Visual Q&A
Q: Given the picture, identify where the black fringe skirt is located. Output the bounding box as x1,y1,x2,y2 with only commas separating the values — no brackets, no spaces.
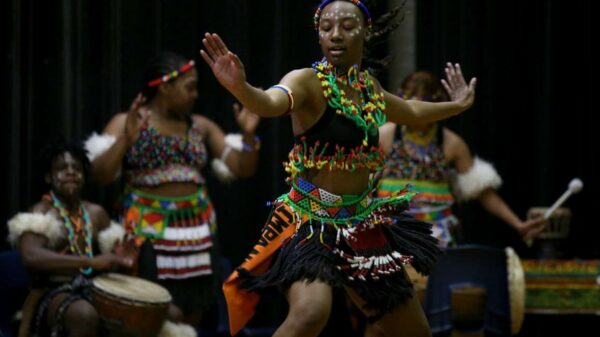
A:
237,178,440,318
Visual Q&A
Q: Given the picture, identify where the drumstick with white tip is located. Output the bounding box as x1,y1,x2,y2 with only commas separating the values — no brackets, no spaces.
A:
544,178,583,220
525,178,582,247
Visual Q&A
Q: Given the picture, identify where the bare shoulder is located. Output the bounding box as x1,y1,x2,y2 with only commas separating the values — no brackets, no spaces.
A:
29,200,54,214
103,112,128,135
443,127,466,148
367,74,385,92
442,127,470,162
82,201,110,231
191,114,218,136
82,200,106,215
442,127,463,143
281,68,320,91
282,68,317,82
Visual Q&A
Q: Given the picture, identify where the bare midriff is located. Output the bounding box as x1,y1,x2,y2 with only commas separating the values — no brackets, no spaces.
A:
137,182,199,197
301,167,371,195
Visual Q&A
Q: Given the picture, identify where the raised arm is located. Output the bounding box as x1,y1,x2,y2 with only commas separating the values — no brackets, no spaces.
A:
200,33,314,118
384,63,477,124
91,95,148,185
195,105,260,178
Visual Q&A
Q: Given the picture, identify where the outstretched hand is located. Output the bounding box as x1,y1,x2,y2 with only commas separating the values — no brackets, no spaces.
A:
233,102,260,135
200,33,246,94
441,63,477,110
90,252,133,271
124,93,149,146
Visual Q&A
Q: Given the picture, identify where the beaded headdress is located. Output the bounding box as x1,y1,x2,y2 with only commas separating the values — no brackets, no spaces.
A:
314,0,373,31
148,60,195,87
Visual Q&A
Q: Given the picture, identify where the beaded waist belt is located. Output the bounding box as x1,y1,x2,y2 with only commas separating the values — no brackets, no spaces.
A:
276,178,414,227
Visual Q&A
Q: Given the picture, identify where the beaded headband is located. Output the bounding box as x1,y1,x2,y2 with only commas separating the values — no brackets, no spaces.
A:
314,0,372,31
147,60,195,87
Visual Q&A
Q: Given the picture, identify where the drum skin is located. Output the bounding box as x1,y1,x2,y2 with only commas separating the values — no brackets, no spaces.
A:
506,247,525,335
91,273,172,337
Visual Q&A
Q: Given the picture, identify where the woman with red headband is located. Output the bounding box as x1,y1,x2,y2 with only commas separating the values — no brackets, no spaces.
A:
86,51,260,329
202,1,476,336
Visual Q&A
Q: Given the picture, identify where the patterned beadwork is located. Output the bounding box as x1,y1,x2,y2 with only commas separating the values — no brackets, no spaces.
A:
313,60,386,146
148,60,195,87
126,164,205,187
277,178,415,227
284,138,385,182
125,124,208,185
283,60,387,181
383,124,450,182
48,191,94,275
378,124,460,247
123,187,216,279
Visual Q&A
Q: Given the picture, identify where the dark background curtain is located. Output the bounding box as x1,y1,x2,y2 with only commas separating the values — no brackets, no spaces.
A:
415,0,597,257
2,0,597,261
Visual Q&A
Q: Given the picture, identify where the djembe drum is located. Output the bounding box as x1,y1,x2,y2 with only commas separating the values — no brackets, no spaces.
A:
410,247,525,336
528,207,571,258
506,247,525,335
91,273,172,337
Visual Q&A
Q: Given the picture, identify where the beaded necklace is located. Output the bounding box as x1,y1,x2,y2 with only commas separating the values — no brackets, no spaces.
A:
50,191,94,275
312,60,386,146
402,124,438,163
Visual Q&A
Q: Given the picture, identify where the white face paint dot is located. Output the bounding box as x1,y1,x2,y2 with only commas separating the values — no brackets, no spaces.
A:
319,3,365,35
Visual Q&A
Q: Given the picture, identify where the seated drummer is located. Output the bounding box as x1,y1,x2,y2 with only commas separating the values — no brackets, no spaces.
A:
7,141,134,337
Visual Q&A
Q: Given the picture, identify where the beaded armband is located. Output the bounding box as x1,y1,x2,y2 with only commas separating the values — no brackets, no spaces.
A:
270,85,295,116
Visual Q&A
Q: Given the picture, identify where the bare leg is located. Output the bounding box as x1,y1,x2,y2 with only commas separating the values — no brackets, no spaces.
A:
167,303,184,322
63,300,100,337
47,294,100,337
362,265,429,337
347,286,431,337
272,279,333,337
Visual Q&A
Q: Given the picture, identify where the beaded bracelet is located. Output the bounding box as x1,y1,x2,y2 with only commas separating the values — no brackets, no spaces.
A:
242,135,261,152
270,84,295,115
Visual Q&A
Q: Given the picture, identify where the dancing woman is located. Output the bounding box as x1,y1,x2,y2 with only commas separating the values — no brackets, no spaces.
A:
201,1,475,336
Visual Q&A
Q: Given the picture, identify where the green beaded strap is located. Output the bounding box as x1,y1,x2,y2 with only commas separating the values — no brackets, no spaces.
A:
277,183,415,227
312,60,387,146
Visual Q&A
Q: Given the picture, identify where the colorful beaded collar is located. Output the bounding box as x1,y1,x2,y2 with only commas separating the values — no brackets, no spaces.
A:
312,60,386,146
48,191,94,275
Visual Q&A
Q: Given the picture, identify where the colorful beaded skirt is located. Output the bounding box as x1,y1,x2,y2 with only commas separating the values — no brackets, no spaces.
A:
123,186,216,280
378,178,460,248
223,178,440,334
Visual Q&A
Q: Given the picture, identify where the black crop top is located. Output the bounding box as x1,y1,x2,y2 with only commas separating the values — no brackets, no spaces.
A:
294,105,379,156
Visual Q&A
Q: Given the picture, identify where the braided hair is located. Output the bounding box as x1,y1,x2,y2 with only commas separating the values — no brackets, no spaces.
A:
361,0,406,73
141,51,190,100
